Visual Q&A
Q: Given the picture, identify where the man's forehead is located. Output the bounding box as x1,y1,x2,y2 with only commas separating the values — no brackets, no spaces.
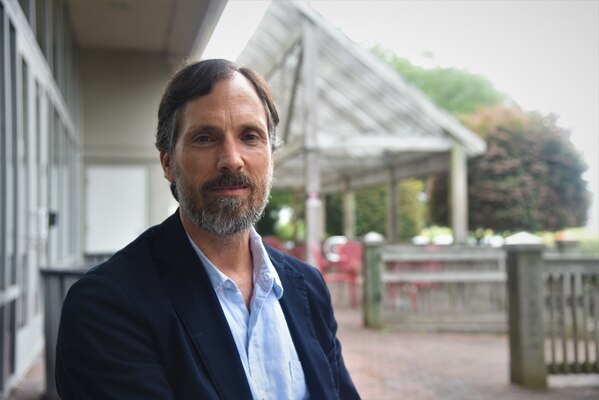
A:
181,74,268,120
203,72,257,99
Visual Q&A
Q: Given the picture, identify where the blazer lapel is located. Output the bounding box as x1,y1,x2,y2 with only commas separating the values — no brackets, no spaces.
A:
153,212,252,400
268,247,338,399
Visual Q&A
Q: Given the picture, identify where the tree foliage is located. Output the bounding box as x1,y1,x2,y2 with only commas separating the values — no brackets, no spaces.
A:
255,190,293,236
325,193,343,236
429,105,589,232
355,186,388,236
374,46,588,233
398,179,426,239
373,47,505,115
324,180,425,240
326,187,390,238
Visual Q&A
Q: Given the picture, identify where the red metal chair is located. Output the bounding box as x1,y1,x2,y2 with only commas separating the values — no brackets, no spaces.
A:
287,243,333,276
324,241,363,307
386,249,444,311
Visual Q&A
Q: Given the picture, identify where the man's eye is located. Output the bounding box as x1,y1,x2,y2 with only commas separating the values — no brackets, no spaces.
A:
195,135,213,143
243,132,261,142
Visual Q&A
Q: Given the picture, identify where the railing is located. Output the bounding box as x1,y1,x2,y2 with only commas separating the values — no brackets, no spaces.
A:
544,254,599,375
363,244,506,331
41,254,109,400
363,243,599,389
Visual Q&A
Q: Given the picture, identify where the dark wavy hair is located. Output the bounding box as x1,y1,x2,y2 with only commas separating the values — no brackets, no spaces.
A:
155,59,280,156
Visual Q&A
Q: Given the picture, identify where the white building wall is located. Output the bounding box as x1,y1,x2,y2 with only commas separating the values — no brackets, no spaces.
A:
80,49,177,249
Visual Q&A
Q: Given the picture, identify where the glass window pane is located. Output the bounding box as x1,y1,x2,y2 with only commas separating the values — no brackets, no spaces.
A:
18,59,29,327
0,4,6,290
10,23,18,287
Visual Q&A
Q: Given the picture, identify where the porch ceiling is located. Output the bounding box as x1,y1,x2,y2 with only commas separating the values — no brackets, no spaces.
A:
237,1,486,192
67,0,226,59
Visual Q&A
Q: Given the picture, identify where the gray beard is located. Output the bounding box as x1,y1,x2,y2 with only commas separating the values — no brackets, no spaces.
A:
176,168,273,237
180,194,263,236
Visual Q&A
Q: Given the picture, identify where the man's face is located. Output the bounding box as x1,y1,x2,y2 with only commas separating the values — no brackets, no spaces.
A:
160,73,273,236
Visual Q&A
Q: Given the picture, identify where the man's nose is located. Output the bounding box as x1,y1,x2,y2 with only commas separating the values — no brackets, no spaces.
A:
216,138,244,172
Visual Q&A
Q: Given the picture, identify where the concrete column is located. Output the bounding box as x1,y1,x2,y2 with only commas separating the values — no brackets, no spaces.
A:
302,20,322,264
291,190,301,243
304,152,322,263
320,194,327,238
386,169,398,243
363,242,384,329
450,143,468,243
342,181,356,240
505,244,547,388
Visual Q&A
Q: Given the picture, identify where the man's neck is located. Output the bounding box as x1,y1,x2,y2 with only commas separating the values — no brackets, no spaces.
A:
179,210,253,276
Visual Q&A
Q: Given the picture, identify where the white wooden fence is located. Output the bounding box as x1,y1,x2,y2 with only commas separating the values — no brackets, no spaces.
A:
363,244,506,332
362,243,599,389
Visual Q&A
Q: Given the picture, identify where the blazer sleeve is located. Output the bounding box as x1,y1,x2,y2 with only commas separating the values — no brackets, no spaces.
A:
320,276,361,400
55,273,175,400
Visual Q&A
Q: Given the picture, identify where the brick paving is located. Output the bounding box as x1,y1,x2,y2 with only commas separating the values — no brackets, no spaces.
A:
335,304,599,400
8,303,599,400
8,356,44,400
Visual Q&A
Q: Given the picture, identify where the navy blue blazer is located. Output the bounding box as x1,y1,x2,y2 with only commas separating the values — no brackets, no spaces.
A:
55,211,360,399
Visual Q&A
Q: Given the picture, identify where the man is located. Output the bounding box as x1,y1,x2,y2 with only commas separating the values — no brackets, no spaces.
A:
56,59,360,400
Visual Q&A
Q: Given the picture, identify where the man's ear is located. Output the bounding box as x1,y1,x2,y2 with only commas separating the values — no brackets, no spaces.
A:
160,151,174,182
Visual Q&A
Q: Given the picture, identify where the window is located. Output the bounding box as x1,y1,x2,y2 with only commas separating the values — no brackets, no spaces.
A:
0,4,6,292
10,22,18,288
17,58,29,328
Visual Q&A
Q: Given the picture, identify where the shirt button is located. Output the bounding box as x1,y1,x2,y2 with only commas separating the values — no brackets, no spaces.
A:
260,273,271,289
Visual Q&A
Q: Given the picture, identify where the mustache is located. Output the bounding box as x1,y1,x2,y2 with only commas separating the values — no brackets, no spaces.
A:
202,172,255,191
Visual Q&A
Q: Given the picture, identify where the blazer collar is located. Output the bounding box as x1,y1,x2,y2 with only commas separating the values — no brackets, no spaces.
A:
152,211,253,400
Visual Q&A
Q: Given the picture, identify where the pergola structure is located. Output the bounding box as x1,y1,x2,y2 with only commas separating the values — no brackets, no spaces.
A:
237,2,486,262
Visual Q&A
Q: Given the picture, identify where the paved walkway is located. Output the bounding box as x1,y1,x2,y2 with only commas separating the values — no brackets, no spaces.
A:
9,304,599,399
335,305,599,400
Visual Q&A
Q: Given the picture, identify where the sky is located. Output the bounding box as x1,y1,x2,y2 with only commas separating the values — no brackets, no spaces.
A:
203,0,599,235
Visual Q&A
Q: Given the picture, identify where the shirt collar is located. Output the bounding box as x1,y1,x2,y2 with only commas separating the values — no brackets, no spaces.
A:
185,228,284,299
186,233,229,292
248,228,284,299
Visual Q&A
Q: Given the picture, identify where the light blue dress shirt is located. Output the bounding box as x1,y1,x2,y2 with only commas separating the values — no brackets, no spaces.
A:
187,228,309,400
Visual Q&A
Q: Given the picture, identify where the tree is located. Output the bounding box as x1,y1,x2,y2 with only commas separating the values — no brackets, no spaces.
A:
373,47,506,115
429,105,589,232
356,186,388,236
325,186,389,238
325,180,425,240
369,47,507,238
374,47,588,234
398,179,426,239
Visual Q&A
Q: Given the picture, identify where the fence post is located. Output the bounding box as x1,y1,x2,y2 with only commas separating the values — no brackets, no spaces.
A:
363,242,384,328
505,243,547,388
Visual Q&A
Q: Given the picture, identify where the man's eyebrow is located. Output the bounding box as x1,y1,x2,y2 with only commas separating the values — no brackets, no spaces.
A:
240,122,267,134
182,122,267,136
184,124,221,135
